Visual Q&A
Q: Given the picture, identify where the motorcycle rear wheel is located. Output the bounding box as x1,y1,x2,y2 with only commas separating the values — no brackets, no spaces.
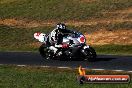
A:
39,44,53,60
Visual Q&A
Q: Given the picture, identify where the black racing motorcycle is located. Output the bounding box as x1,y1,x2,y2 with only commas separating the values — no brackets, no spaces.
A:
34,30,96,61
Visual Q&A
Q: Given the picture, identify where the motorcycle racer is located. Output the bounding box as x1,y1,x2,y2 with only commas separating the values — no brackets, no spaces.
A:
48,23,70,56
34,23,97,61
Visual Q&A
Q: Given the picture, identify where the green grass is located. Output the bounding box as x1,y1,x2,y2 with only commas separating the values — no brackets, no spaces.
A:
0,65,132,88
74,21,132,33
0,25,132,55
93,45,132,55
0,0,132,20
0,25,52,51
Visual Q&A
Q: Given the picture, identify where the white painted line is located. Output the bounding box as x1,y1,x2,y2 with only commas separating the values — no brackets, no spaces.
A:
127,71,132,73
58,67,71,69
41,66,50,68
92,69,105,71
112,70,124,72
1,64,132,73
17,65,26,67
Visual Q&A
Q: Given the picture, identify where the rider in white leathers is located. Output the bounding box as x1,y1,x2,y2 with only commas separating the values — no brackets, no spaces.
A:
48,23,69,56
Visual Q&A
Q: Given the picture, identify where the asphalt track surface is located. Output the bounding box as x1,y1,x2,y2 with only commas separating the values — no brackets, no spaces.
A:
0,52,132,71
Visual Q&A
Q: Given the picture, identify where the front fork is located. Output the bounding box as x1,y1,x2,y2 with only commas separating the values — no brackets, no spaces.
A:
81,45,90,56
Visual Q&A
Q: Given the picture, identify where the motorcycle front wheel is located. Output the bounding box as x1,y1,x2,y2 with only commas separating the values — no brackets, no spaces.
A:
84,46,97,62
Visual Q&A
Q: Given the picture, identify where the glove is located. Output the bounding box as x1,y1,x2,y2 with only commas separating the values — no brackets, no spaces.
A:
62,44,69,48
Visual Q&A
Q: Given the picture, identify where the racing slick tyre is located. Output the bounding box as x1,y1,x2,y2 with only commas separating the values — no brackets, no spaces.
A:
84,46,97,62
39,44,53,60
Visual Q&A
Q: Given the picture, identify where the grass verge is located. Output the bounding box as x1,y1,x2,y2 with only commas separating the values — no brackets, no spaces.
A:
93,45,132,55
0,65,132,88
0,0,132,20
0,25,53,51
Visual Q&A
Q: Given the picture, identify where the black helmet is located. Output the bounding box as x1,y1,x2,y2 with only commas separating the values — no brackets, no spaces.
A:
56,23,66,30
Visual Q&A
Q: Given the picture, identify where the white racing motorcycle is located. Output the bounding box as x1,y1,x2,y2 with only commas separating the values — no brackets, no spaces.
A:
34,29,96,61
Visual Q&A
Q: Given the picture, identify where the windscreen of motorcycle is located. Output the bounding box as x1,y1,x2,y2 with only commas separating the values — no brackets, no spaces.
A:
62,35,86,45
64,37,80,45
71,31,86,44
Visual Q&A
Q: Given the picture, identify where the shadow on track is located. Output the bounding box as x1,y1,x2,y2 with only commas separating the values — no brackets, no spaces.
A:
58,55,116,62
94,57,115,62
